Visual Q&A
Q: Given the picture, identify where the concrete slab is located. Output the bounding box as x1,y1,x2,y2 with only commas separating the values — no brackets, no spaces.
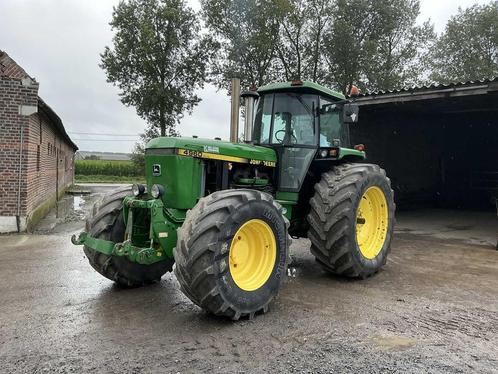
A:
396,209,498,248
1,197,497,372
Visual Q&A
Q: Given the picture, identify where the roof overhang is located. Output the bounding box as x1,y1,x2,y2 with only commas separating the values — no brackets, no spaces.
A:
38,98,78,151
355,78,498,107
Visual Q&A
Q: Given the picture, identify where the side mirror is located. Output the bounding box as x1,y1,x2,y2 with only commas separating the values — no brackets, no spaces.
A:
343,103,359,123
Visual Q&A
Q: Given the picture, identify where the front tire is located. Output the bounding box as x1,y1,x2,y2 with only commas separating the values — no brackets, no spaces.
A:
174,189,290,320
307,163,395,278
83,187,173,287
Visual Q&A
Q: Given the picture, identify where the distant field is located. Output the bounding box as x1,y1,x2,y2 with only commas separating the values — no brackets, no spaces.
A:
75,159,142,176
75,175,145,184
75,159,144,183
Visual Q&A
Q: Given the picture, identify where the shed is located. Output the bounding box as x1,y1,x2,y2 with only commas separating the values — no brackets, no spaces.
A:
352,78,498,210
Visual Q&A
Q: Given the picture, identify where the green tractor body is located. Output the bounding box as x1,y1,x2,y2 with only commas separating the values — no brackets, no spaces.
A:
72,80,395,319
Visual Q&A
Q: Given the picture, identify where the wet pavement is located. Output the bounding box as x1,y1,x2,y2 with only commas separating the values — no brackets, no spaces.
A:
1,185,498,373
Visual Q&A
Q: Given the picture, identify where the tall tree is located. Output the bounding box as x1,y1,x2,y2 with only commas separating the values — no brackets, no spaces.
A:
275,0,332,82
101,0,212,136
323,0,433,93
364,0,435,90
322,0,382,93
201,0,287,90
430,2,498,83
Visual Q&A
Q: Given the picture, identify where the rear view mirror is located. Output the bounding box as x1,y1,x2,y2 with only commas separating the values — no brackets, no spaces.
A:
343,103,359,123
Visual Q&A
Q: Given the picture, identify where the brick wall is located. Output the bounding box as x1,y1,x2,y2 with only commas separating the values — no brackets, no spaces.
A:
0,51,76,232
25,110,75,214
0,75,38,219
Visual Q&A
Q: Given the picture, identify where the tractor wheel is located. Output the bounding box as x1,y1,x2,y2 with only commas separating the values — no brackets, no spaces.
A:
174,189,290,320
83,187,173,287
307,163,395,278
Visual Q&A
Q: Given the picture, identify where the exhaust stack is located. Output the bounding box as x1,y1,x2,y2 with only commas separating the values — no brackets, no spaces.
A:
229,78,241,143
241,90,259,143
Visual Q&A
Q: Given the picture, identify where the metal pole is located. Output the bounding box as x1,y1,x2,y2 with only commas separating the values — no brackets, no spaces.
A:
229,78,240,143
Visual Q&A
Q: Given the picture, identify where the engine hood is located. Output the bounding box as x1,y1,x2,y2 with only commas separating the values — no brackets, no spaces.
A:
146,137,277,166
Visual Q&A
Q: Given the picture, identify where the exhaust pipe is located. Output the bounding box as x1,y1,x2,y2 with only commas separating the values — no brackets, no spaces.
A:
229,78,241,143
241,90,259,143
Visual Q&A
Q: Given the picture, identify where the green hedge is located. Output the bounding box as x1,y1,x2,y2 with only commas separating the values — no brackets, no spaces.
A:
75,160,143,177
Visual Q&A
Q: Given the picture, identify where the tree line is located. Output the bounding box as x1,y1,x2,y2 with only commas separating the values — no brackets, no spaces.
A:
100,0,498,143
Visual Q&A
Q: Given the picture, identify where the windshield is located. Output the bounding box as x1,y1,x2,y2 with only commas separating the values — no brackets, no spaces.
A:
254,93,317,145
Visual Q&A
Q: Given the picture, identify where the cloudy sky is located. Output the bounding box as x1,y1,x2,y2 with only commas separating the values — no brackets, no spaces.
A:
0,0,491,152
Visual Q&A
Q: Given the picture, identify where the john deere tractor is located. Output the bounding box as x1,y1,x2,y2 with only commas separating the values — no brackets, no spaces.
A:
72,80,395,320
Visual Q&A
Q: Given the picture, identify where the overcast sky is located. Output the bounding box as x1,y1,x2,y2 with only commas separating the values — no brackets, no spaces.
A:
0,0,491,152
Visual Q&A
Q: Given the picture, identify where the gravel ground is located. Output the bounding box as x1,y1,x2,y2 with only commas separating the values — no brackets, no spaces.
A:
1,185,497,373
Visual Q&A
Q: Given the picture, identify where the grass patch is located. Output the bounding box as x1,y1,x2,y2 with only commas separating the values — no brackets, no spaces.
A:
75,175,146,184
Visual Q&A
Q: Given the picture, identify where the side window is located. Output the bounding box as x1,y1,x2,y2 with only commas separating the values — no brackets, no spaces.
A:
319,97,350,147
254,94,273,144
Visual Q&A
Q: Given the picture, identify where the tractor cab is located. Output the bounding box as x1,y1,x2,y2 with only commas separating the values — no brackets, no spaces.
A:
250,80,361,191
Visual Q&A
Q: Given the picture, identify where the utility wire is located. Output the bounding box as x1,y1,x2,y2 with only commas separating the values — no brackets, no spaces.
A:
72,138,138,142
69,132,139,136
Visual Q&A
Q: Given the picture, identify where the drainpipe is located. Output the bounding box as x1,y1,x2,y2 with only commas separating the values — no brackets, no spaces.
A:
16,123,24,233
229,78,241,143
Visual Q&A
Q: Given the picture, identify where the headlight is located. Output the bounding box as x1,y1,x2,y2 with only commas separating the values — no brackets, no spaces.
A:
132,184,145,196
151,184,165,199
320,149,328,158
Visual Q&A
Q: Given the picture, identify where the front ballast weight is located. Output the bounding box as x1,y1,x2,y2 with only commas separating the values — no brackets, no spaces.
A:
71,196,178,266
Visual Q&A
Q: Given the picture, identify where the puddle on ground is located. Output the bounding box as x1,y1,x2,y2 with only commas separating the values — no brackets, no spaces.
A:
34,193,101,234
73,196,84,212
55,194,89,220
370,335,416,351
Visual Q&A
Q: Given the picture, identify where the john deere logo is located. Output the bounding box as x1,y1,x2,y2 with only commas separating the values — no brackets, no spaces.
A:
152,164,161,176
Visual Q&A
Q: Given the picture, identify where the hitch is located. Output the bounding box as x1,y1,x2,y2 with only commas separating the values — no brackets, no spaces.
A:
71,231,167,265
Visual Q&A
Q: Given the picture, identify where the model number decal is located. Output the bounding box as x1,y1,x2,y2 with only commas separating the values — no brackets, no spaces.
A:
179,149,203,158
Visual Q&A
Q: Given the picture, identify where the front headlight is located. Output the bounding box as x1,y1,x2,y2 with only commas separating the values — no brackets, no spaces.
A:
151,184,165,199
132,184,145,196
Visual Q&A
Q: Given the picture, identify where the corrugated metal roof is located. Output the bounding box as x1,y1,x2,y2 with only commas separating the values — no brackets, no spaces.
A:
358,77,498,97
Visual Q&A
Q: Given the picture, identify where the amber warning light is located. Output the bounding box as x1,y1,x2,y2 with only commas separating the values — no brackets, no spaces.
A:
349,85,360,97
354,144,365,152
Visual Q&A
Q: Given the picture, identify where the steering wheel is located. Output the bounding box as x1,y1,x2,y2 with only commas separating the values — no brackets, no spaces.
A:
274,129,298,144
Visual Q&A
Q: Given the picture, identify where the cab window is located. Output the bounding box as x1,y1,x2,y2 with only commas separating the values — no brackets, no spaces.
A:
319,97,350,147
271,93,317,145
254,94,273,144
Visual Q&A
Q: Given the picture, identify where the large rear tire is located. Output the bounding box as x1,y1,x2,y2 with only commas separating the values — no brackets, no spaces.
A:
307,163,395,278
83,187,173,287
174,189,290,320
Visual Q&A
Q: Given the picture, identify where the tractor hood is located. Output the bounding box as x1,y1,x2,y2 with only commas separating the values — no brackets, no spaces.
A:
146,137,277,165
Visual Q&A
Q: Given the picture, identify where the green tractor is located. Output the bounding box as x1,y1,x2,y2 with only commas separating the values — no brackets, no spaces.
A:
72,80,395,320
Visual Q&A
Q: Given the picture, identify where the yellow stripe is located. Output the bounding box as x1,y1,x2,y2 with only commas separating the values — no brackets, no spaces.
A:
176,148,276,167
177,148,248,164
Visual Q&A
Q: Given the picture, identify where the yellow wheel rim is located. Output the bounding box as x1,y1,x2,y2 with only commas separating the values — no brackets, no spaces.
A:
356,186,389,259
229,219,277,291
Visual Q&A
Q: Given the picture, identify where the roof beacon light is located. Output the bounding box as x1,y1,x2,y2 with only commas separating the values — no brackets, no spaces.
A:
291,79,303,86
349,85,360,97
354,144,365,152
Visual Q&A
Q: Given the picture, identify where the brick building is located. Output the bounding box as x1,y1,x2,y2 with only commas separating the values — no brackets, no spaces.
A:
0,51,77,233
